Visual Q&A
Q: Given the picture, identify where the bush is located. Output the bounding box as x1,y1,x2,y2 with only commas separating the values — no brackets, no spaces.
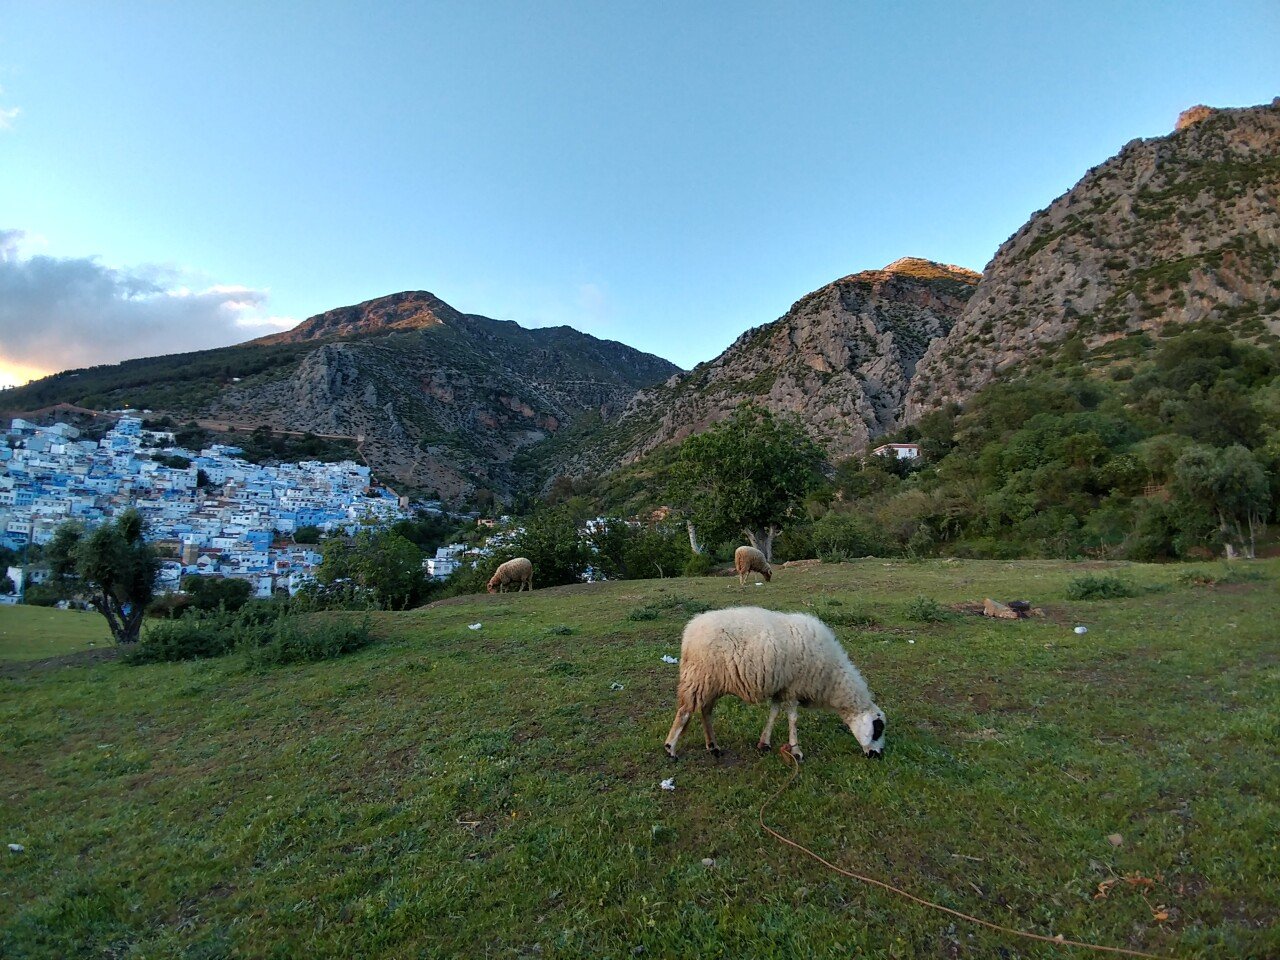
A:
1066,574,1139,600
127,611,242,663
246,616,373,667
682,553,714,577
904,595,951,623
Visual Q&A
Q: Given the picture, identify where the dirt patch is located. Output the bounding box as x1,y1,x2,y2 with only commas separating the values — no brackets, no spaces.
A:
0,645,122,678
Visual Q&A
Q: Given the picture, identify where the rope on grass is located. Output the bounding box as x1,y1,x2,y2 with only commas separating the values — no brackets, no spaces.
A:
758,747,1177,960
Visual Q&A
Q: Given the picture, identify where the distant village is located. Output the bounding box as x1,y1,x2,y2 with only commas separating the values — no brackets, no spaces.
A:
1,415,417,602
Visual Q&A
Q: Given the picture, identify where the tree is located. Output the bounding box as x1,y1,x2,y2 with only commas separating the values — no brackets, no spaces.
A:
293,525,321,544
181,575,252,612
47,509,159,644
511,509,591,587
1173,444,1271,559
318,530,428,609
668,405,825,561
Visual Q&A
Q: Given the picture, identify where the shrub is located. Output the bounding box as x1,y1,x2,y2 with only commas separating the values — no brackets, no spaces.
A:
246,616,373,667
823,610,881,628
127,611,241,663
627,606,660,621
904,595,951,622
682,553,713,577
1066,574,1139,600
545,624,575,636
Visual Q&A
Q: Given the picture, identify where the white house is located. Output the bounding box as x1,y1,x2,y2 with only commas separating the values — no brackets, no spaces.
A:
871,443,921,461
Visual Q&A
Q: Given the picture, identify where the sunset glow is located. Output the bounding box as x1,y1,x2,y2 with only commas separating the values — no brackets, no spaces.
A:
0,357,49,390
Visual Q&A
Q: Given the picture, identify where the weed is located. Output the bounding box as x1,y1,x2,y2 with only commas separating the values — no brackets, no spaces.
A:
1066,574,1140,600
904,595,952,622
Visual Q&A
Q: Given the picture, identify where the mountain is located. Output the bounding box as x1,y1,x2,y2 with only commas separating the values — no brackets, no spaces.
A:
0,292,680,500
906,98,1280,422
552,258,978,478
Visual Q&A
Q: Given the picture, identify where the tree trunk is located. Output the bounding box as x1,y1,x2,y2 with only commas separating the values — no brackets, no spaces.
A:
686,521,702,555
747,527,777,563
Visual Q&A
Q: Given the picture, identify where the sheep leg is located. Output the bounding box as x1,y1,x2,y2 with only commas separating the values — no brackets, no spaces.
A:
664,701,694,759
700,703,722,756
758,702,780,751
786,701,804,762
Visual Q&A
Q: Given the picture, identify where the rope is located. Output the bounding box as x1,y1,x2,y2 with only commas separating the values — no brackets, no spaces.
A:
758,748,1177,960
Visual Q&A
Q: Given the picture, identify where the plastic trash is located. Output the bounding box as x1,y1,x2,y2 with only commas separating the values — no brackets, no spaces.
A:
1074,626,1088,635
660,778,676,791
7,844,23,853
468,623,482,630
610,682,624,691
660,654,679,664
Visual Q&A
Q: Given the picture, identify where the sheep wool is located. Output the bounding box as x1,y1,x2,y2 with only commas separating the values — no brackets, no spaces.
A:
733,545,772,585
664,606,886,762
487,557,534,594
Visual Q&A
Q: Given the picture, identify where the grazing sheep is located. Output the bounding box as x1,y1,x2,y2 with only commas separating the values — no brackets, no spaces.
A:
487,557,534,594
734,545,772,586
664,606,886,762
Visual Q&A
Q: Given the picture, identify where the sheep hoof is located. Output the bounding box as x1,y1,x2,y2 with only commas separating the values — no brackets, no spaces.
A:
756,740,771,752
664,744,678,760
708,745,723,757
781,743,803,762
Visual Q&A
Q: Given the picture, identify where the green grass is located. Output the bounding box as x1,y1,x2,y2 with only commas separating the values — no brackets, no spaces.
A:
0,605,111,661
3,559,1279,958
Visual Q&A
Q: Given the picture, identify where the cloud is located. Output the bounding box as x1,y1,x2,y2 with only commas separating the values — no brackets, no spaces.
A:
0,230,298,383
0,85,18,130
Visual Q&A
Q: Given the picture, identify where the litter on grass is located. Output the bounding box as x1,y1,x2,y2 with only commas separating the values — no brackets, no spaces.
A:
8,844,23,853
661,654,679,664
660,778,676,791
1074,625,1088,634
468,623,482,630
610,682,624,691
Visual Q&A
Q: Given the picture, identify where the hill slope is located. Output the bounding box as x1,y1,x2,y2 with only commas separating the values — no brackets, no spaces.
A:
2,559,1277,957
553,258,978,479
907,98,1280,421
0,292,681,499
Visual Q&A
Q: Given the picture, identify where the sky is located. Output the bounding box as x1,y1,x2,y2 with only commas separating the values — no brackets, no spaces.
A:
1,1,1278,388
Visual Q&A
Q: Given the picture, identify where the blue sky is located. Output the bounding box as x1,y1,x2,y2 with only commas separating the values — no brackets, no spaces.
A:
1,1,1277,386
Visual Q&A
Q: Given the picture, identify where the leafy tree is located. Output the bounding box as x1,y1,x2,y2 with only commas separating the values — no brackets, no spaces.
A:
589,520,692,580
0,573,13,595
318,530,429,609
47,509,159,644
668,405,825,561
511,508,591,587
1173,444,1271,559
180,575,253,612
293,525,321,544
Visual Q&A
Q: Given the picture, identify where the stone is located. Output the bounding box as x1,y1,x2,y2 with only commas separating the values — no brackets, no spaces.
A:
983,598,1019,620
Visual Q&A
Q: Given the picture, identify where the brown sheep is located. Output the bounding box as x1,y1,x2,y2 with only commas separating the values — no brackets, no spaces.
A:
734,545,772,586
487,557,533,593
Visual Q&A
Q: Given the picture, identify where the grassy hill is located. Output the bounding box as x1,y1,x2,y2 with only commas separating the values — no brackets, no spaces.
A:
0,604,111,661
3,559,1278,958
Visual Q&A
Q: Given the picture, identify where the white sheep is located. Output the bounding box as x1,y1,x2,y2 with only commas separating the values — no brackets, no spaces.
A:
734,545,772,586
663,606,886,762
487,557,533,594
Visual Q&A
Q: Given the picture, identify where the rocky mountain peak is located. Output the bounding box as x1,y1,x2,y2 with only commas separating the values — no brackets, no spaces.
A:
906,97,1280,422
558,258,978,476
1175,104,1216,131
256,290,463,345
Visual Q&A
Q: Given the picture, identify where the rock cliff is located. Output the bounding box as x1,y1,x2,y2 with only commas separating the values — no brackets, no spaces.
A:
906,98,1280,421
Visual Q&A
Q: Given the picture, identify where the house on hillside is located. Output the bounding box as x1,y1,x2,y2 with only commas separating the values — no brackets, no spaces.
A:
871,443,921,461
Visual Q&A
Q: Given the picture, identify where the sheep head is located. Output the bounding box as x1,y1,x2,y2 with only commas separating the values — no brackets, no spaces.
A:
845,706,887,759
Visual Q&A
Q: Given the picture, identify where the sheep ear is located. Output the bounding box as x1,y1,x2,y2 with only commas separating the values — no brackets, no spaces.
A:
872,717,885,741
